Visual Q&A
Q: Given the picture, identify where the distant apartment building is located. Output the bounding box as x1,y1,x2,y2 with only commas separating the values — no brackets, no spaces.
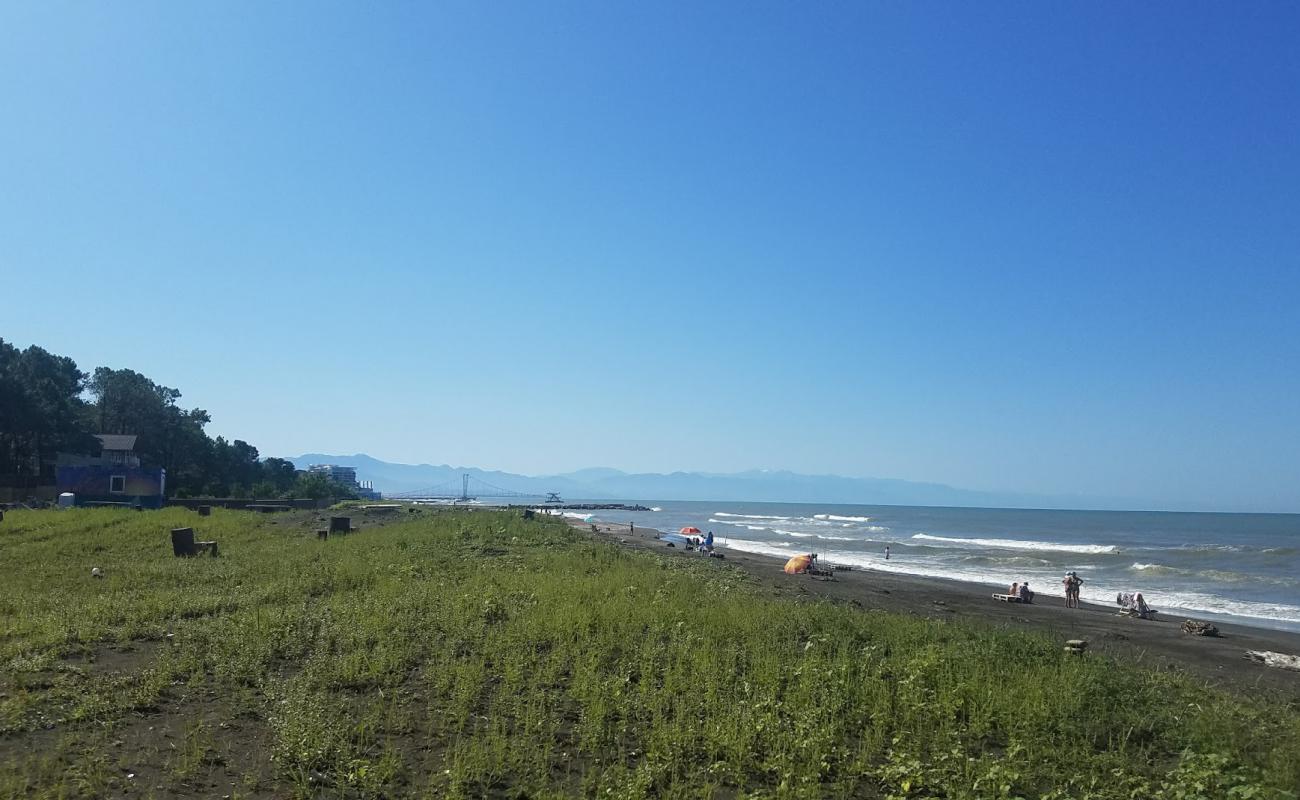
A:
308,464,380,499
309,464,357,486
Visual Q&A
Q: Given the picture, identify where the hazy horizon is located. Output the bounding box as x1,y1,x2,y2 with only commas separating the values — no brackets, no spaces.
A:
4,4,1298,513
288,451,1298,515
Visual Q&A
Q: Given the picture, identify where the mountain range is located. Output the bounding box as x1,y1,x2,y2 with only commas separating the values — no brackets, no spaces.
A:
288,453,1140,510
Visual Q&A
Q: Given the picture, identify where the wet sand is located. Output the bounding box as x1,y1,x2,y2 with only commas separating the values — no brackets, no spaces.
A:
575,520,1300,697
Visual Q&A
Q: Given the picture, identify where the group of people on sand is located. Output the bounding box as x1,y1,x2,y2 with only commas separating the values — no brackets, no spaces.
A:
1005,572,1085,607
1007,581,1035,603
1010,572,1153,618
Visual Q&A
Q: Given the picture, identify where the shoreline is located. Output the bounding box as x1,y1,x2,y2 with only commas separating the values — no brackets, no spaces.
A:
574,519,1300,696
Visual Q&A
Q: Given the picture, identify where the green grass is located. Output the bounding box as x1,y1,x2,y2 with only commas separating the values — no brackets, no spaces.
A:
1,507,1297,799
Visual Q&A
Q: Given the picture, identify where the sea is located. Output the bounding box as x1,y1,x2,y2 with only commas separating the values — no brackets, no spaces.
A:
552,500,1300,634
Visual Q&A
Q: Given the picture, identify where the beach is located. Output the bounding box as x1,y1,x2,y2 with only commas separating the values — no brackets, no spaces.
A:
578,519,1300,696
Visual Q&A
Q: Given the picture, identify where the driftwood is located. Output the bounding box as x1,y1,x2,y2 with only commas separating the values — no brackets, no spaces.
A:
1181,619,1220,637
1245,651,1300,671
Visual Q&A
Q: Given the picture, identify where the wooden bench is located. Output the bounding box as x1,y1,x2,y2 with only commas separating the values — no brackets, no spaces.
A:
992,593,1025,603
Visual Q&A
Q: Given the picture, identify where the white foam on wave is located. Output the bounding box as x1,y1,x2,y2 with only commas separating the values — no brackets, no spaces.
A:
776,529,816,538
708,518,771,531
713,512,794,520
1130,563,1298,587
650,507,662,512
912,533,1118,555
725,538,800,557
814,514,872,523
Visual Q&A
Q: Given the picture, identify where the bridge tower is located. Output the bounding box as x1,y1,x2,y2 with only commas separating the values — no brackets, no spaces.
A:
461,473,471,502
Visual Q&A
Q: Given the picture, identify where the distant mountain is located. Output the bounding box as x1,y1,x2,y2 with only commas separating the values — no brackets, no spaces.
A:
288,453,1138,510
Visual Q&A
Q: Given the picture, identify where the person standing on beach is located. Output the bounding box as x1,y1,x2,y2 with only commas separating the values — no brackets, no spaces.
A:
1067,572,1083,608
884,545,890,560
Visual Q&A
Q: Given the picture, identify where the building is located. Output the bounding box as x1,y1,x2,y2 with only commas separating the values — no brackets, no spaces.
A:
55,435,167,508
309,464,357,486
308,464,381,500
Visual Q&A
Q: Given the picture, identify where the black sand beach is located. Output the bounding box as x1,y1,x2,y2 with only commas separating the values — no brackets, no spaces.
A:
577,520,1300,697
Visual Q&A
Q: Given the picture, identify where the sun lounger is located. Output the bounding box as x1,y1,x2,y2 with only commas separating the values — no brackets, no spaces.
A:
991,593,1024,603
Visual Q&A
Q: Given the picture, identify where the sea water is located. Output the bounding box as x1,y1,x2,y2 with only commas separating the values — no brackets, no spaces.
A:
575,501,1300,633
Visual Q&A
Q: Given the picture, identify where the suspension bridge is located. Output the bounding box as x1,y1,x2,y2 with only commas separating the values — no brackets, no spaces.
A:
386,473,562,503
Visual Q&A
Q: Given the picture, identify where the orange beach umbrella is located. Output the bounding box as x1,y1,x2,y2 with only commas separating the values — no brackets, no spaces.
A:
680,526,702,535
783,554,814,575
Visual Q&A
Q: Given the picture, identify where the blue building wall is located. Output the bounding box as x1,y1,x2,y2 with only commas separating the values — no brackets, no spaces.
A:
55,465,166,508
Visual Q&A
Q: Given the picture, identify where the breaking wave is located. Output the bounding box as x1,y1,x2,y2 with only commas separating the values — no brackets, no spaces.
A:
912,533,1118,555
814,514,872,523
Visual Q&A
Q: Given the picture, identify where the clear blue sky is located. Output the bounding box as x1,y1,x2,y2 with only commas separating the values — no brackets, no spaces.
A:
3,2,1298,511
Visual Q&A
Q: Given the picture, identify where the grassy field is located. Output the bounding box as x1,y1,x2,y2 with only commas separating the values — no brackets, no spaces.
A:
1,507,1297,799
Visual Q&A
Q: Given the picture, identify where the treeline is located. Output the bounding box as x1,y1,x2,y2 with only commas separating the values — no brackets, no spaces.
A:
0,338,355,499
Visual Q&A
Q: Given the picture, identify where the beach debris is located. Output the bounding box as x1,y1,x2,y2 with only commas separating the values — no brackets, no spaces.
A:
1063,639,1088,655
1181,619,1220,637
91,567,103,579
1244,650,1300,672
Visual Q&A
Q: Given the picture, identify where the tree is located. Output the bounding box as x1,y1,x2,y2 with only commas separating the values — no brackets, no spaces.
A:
5,340,328,501
0,339,97,484
260,457,298,494
292,471,339,500
86,367,215,495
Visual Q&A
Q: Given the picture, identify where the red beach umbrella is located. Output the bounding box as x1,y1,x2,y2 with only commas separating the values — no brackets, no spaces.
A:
680,527,702,534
